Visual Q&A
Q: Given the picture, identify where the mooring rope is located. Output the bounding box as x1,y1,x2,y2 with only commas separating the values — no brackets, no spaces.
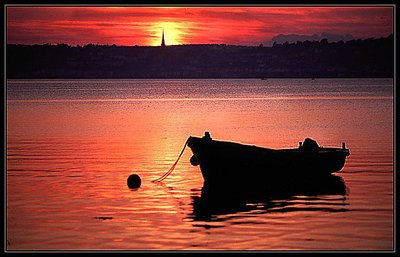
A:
152,138,189,183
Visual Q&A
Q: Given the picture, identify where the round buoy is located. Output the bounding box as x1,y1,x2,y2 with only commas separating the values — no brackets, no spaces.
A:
127,174,141,189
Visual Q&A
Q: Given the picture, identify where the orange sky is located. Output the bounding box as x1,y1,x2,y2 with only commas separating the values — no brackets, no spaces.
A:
6,6,393,46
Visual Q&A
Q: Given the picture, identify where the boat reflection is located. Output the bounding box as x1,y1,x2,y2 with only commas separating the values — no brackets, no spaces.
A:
190,174,348,221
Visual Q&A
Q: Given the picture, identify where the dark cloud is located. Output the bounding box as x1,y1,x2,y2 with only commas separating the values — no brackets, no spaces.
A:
270,33,355,45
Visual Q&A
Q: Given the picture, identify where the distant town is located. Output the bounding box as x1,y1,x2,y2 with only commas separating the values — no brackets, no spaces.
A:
7,34,393,79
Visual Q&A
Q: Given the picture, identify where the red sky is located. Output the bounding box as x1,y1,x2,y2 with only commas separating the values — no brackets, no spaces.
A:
6,6,394,46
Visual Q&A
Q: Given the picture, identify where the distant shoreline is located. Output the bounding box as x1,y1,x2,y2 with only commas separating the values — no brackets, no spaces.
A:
6,35,393,79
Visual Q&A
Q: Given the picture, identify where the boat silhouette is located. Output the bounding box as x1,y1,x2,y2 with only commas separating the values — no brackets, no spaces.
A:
187,132,350,189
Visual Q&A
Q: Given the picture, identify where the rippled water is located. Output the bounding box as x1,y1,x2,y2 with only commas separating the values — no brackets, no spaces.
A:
6,79,394,251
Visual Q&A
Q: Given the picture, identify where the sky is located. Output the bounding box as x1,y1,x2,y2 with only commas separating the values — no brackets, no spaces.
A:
6,6,394,46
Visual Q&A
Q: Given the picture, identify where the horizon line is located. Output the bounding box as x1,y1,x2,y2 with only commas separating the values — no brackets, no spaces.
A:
5,33,393,48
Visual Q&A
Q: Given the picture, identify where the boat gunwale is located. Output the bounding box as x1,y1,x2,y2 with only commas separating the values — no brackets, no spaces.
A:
187,136,349,154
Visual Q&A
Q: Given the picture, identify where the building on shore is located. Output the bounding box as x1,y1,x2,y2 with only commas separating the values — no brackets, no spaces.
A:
161,29,166,47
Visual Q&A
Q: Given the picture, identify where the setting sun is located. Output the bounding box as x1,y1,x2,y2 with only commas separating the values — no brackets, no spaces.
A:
150,22,188,46
6,7,393,46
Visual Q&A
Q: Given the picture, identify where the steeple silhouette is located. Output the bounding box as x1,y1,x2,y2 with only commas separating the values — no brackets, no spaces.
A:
161,28,166,47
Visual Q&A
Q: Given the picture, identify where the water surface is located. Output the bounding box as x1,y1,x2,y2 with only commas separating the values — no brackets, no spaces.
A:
6,79,394,250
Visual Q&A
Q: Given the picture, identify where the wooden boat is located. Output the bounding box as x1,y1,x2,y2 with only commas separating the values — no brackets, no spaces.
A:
187,132,350,188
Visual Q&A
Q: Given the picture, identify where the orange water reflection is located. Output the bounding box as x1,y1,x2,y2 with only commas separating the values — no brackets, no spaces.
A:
6,80,393,250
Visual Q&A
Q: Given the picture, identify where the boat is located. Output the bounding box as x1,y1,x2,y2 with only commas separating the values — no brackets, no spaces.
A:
187,132,350,188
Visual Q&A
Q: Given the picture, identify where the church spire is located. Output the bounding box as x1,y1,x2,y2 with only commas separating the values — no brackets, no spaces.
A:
161,28,166,47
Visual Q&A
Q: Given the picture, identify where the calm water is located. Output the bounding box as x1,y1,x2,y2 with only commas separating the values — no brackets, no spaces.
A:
6,79,394,251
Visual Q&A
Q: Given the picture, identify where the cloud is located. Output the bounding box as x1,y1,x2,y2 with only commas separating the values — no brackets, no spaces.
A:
270,33,355,45
6,6,394,46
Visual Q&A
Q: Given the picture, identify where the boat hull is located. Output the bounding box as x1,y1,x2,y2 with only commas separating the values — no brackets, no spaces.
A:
187,135,350,188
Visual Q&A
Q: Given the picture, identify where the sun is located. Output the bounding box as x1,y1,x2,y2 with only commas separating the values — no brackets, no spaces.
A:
150,22,186,46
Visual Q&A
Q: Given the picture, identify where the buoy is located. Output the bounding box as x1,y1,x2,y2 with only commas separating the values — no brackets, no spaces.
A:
127,174,141,189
